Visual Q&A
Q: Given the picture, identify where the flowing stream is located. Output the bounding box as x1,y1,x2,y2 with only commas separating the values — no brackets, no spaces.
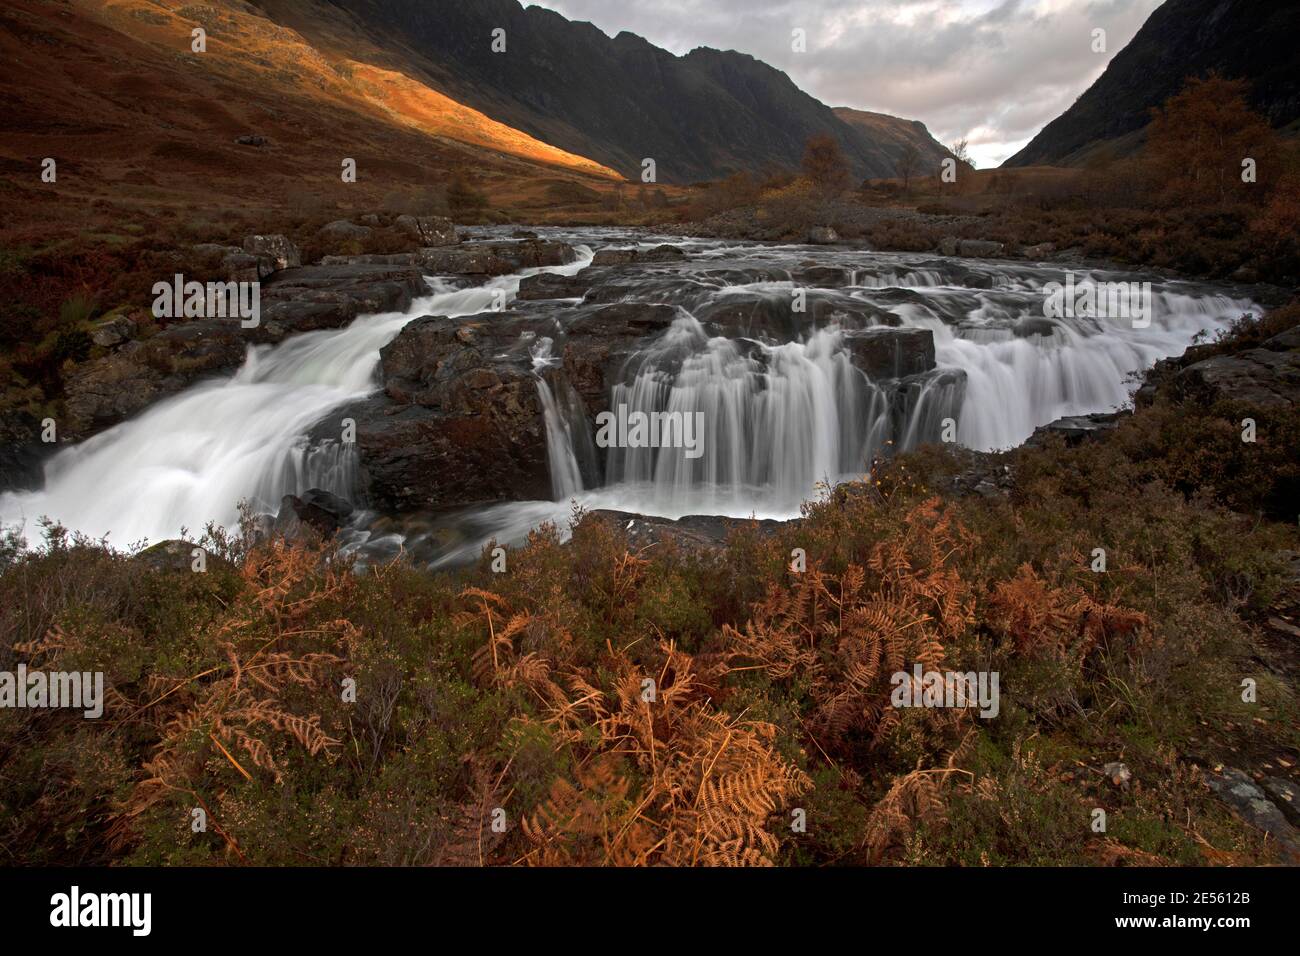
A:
0,230,1258,562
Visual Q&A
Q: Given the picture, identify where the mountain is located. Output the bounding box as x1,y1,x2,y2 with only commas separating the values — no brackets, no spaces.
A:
261,0,947,182
833,108,952,175
1004,0,1300,167
0,0,631,230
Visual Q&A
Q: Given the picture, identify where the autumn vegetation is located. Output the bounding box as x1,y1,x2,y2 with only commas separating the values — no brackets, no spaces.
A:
686,75,1300,287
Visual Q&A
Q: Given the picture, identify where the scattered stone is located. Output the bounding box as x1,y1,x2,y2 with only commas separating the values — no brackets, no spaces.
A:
1102,761,1132,790
234,134,268,147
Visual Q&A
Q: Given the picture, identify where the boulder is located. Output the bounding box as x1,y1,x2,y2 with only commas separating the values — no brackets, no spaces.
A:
283,488,354,536
234,134,268,147
241,234,301,272
591,248,639,267
515,272,590,300
843,327,936,380
89,315,134,347
1176,348,1300,407
938,237,1005,258
807,226,839,245
222,251,276,282
1021,242,1056,260
1025,412,1126,448
394,215,458,247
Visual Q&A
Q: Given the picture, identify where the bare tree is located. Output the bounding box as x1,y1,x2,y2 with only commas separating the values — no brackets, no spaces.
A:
898,143,921,195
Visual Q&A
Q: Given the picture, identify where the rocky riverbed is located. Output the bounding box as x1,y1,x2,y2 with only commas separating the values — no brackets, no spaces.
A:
2,219,1288,568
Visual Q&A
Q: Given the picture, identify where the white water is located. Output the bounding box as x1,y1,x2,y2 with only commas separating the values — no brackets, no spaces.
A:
0,249,593,545
1,233,1258,562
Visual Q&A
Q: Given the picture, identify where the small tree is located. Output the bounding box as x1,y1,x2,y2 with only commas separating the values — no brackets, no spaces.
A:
802,134,852,196
897,143,921,195
949,138,973,169
1146,73,1277,206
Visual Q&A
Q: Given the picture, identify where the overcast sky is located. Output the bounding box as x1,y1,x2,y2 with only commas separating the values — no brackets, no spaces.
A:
528,0,1164,168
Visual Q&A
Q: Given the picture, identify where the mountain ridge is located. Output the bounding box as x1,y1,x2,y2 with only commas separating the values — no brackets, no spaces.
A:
285,0,949,182
1004,0,1300,167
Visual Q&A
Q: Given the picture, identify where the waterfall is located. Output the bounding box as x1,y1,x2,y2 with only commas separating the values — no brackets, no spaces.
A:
0,227,1259,562
0,248,594,545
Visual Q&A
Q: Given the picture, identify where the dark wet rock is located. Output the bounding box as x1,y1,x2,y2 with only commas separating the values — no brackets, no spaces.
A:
261,263,429,331
242,234,300,272
1013,316,1058,338
590,244,685,267
515,271,590,301
579,510,788,558
960,272,995,290
511,229,540,240
334,391,552,513
591,247,639,267
640,244,687,262
692,290,899,339
793,265,852,288
843,327,936,379
283,488,354,536
1025,412,1126,448
938,237,1005,258
1175,348,1300,407
318,220,373,240
64,264,431,435
394,214,458,247
562,303,679,414
234,134,267,147
0,410,52,493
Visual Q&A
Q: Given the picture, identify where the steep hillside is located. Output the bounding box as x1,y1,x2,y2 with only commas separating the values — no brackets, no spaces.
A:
833,107,953,175
0,0,620,230
282,0,947,182
1004,0,1300,167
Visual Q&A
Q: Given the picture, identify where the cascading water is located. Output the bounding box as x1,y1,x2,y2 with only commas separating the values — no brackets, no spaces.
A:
0,228,1260,566
0,249,593,545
